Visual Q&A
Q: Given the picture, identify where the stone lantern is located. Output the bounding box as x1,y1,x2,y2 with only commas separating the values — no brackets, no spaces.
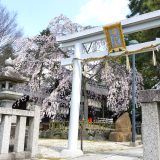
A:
0,59,40,158
0,58,29,108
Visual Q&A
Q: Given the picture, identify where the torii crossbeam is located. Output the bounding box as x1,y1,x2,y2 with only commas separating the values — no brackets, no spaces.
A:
56,10,160,157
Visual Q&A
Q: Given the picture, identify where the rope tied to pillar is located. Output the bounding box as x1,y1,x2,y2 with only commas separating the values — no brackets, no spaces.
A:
126,54,131,71
152,49,157,66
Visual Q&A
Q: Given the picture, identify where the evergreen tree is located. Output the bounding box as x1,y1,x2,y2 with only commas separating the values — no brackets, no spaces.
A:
40,28,51,36
128,0,160,17
127,0,160,89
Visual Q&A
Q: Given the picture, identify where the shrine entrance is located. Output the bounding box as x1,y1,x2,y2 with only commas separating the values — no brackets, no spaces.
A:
56,10,160,157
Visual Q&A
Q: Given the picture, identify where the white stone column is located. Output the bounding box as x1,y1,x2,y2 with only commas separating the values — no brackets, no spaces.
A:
0,115,12,154
61,43,83,157
27,106,40,157
141,102,160,160
5,81,9,90
14,116,27,152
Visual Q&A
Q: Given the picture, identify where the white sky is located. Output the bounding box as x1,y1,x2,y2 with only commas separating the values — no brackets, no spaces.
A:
75,0,130,25
1,0,130,36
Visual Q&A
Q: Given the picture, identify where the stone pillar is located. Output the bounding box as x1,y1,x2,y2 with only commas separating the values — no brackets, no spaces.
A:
0,115,12,154
27,106,40,157
14,116,27,152
139,89,160,160
61,43,83,157
5,81,9,90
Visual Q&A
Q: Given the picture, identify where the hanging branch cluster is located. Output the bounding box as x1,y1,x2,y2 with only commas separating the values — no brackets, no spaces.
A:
42,74,72,119
83,58,143,115
99,60,143,114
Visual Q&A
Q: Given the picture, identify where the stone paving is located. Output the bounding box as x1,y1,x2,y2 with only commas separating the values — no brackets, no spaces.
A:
70,148,142,160
35,139,143,160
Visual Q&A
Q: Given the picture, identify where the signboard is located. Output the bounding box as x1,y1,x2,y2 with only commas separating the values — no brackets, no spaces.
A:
103,23,126,53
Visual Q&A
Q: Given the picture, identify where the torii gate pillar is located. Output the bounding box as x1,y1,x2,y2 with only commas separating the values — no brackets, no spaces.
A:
61,43,83,157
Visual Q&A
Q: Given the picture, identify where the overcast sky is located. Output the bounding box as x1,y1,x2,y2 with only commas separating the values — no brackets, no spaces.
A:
1,0,130,37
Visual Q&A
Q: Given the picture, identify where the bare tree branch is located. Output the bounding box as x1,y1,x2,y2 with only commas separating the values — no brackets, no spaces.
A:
0,2,22,52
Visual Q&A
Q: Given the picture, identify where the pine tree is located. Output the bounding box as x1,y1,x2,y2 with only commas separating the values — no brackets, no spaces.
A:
127,0,143,17
127,0,160,89
128,0,160,17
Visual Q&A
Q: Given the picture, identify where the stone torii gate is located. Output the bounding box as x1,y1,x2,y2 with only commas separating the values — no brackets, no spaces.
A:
56,10,160,157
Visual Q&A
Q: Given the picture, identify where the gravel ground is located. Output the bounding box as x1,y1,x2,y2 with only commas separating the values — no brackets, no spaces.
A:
36,139,143,160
